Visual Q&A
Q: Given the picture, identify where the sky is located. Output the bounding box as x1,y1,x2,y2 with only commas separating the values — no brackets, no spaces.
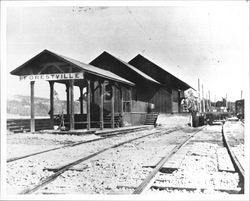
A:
4,2,249,102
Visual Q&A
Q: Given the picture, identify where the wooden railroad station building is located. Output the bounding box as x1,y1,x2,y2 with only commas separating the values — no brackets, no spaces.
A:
10,49,192,132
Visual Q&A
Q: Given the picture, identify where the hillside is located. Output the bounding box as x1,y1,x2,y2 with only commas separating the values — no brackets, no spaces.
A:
7,95,83,118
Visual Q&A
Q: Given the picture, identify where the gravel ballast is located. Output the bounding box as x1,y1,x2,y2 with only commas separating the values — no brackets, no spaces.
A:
6,122,245,195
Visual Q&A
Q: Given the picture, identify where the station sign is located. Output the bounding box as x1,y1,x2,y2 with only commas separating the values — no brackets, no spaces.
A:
20,72,84,81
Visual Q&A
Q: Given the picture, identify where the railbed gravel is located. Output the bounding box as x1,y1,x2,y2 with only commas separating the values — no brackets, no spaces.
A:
7,124,243,195
34,128,192,194
7,126,188,194
146,129,241,194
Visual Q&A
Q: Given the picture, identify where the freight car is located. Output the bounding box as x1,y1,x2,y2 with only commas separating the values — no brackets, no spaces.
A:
204,111,231,125
235,99,244,120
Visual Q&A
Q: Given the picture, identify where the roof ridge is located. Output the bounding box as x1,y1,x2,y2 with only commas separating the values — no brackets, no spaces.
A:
129,54,193,90
102,51,161,85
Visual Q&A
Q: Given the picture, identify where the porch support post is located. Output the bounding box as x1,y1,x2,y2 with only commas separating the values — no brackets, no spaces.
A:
178,90,181,113
120,86,123,115
66,83,70,115
202,84,205,113
100,81,104,130
49,81,54,128
87,79,91,130
129,87,132,112
30,81,35,133
171,89,174,113
79,86,83,114
111,84,115,128
69,80,74,130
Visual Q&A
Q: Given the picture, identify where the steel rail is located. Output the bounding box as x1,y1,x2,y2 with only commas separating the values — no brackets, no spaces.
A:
132,126,205,194
19,127,182,194
7,127,149,163
222,124,244,193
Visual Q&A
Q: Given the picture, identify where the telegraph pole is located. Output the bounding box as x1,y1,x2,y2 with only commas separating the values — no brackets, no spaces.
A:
226,93,228,110
202,84,205,113
205,92,208,112
208,90,211,111
198,79,201,113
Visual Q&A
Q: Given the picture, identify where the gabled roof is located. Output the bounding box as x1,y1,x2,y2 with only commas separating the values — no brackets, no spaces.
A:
129,54,192,90
90,51,160,85
10,49,134,86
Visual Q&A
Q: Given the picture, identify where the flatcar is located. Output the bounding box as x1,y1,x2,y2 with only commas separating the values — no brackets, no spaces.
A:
204,111,231,125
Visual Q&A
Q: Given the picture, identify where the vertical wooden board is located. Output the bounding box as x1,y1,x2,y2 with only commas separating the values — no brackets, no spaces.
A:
167,89,172,113
69,80,74,130
161,89,165,113
111,85,115,128
120,86,123,114
100,82,104,130
66,83,70,115
49,81,54,128
160,88,163,112
93,81,98,104
87,80,91,130
114,87,120,113
79,86,83,114
30,81,35,133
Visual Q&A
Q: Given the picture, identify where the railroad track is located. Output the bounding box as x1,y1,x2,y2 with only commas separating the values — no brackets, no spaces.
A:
131,126,205,194
222,122,244,193
7,126,152,163
18,127,182,194
129,123,244,194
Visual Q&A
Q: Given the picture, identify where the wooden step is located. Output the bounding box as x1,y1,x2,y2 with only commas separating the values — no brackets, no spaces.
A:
144,113,158,125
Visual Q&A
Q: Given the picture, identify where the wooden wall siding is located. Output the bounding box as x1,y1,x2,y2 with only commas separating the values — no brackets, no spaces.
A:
131,100,148,113
172,89,179,113
7,118,52,131
122,86,131,101
128,84,173,114
172,102,178,113
172,89,179,102
180,90,185,99
123,112,146,126
149,87,172,113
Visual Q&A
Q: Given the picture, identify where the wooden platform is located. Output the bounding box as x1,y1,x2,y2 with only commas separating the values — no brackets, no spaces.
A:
40,125,152,136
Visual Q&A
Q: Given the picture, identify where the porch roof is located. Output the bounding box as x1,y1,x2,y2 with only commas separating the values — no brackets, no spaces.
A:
10,49,135,86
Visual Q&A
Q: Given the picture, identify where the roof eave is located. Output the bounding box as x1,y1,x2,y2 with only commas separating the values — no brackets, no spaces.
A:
10,50,135,86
